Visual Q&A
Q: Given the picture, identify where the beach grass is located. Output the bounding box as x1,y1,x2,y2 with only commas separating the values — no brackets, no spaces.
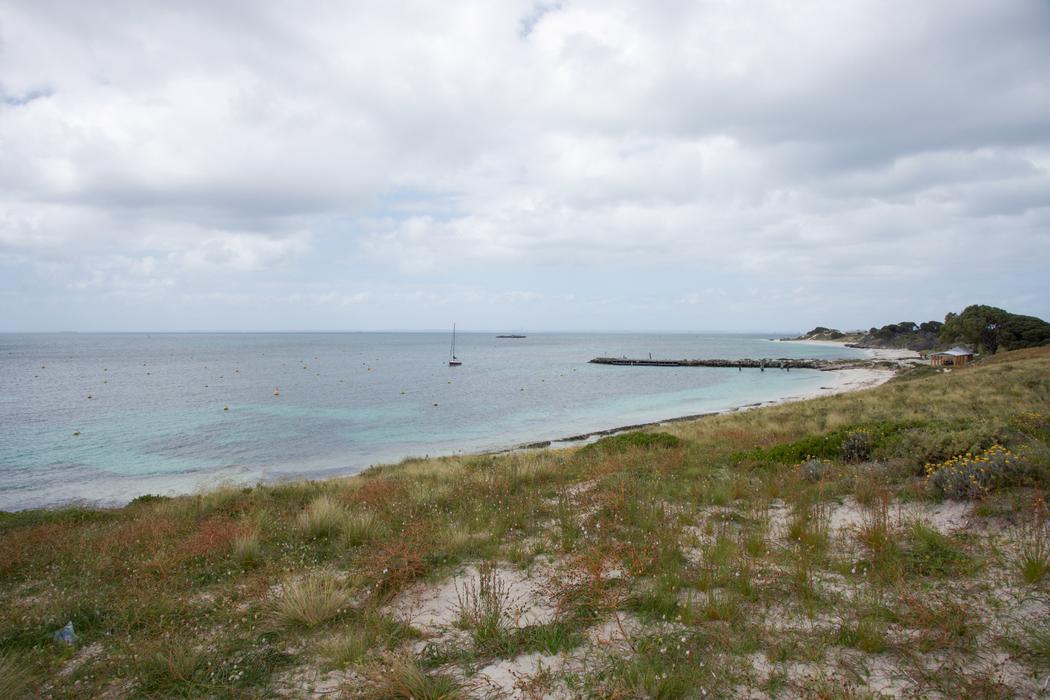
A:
1,347,1049,696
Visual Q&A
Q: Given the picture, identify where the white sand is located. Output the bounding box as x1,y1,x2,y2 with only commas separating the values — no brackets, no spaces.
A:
386,564,555,637
778,338,922,362
745,365,896,410
735,338,923,409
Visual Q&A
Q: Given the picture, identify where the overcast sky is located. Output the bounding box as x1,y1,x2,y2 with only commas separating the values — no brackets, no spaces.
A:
1,1,1048,333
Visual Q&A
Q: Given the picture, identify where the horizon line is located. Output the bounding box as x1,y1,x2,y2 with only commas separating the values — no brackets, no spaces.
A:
0,328,813,336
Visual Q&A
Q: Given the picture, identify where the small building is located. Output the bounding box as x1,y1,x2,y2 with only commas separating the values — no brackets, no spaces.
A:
929,346,975,367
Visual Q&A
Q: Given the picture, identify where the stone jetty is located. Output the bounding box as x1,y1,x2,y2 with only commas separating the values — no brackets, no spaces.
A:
589,357,866,370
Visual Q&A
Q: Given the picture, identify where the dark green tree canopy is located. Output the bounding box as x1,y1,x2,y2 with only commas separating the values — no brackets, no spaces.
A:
940,305,1050,354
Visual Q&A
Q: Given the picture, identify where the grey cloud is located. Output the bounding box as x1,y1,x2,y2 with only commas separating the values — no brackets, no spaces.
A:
0,0,1047,329
0,86,52,106
519,3,563,39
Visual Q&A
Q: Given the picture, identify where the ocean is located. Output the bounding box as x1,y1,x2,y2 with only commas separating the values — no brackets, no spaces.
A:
0,332,865,510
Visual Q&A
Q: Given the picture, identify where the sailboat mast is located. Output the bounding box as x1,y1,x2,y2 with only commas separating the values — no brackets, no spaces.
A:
448,322,462,365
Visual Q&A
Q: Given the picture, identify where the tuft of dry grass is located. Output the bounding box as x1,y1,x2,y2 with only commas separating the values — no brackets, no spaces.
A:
1019,537,1050,583
454,562,519,654
1016,620,1050,670
857,485,901,581
897,592,976,653
364,657,464,699
271,572,351,629
320,609,414,670
0,652,32,700
231,528,263,568
320,629,373,669
342,509,381,546
1017,492,1049,583
297,495,348,539
137,645,207,694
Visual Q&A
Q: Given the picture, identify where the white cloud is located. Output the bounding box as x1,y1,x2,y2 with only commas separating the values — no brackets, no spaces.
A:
174,230,311,272
1,0,1048,330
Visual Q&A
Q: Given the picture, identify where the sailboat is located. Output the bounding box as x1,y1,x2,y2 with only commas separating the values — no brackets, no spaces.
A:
448,323,463,366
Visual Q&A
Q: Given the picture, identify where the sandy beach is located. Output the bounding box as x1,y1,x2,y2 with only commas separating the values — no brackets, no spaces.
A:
723,365,897,417
753,338,918,407
678,339,915,421
777,337,924,362
541,357,900,449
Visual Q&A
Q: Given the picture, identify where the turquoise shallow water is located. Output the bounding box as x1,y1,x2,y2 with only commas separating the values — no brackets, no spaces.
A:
0,332,864,510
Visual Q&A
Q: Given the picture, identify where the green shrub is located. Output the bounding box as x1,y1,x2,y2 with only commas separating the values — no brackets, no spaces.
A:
733,421,914,468
890,365,941,382
1012,412,1050,443
127,494,172,506
738,432,846,465
841,430,874,463
799,458,831,482
0,506,117,533
580,431,682,456
925,445,1032,500
885,423,1003,472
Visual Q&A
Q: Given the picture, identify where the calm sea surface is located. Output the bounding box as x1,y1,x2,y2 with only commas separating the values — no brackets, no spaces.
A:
0,333,864,510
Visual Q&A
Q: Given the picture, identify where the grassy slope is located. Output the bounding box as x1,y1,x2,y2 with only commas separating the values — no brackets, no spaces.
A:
1,349,1049,698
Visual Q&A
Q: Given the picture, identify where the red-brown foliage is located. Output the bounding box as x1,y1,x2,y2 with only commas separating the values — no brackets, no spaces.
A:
342,478,404,511
111,515,182,553
357,520,431,597
0,522,75,574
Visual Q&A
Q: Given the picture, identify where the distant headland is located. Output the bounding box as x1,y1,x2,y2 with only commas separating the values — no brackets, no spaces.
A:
783,304,1050,354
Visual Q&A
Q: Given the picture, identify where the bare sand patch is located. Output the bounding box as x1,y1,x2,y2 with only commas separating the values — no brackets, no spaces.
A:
273,668,359,698
386,563,556,637
474,651,569,698
826,496,974,537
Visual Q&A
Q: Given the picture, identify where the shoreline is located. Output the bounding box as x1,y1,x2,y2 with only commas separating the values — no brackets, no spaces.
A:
502,364,896,452
525,341,906,451
4,361,898,513
776,337,923,362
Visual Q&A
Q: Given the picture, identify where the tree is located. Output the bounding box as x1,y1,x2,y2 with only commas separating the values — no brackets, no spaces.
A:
940,305,1050,353
919,321,943,334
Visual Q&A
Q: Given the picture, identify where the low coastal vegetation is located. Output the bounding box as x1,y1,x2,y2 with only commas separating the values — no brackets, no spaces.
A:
2,349,1050,697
